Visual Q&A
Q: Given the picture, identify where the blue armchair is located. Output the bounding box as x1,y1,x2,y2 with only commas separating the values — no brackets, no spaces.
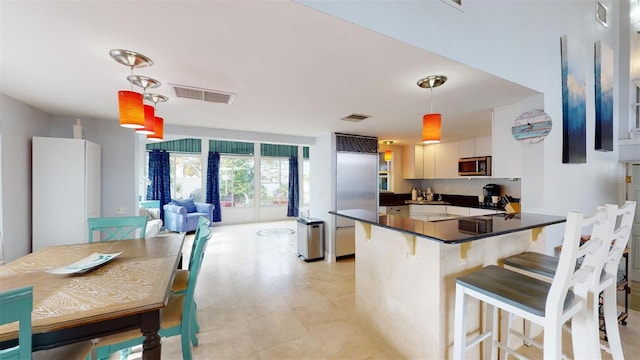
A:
163,198,214,233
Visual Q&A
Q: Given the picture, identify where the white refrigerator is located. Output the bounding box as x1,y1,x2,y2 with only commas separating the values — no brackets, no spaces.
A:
32,137,101,250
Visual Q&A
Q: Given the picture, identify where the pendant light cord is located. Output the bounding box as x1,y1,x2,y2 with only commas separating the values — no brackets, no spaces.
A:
429,77,435,113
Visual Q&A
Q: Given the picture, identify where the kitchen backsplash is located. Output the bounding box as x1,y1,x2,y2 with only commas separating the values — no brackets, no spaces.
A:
409,178,521,199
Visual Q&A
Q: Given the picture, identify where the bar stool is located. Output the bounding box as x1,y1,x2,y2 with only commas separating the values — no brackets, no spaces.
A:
502,201,635,359
453,206,614,359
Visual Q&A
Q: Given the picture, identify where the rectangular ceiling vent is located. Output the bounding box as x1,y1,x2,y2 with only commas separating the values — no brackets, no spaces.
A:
170,83,236,105
341,114,370,122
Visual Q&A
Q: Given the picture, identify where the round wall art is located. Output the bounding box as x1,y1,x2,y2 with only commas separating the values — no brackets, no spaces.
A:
511,110,552,144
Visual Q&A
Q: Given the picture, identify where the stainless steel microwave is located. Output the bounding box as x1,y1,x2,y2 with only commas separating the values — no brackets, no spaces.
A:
458,156,491,176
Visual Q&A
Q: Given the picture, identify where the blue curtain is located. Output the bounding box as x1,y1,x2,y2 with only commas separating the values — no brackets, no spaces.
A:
147,150,171,220
287,156,299,217
206,151,222,222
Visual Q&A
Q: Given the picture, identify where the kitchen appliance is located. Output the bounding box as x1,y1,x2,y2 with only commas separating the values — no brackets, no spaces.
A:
334,133,379,258
482,184,501,206
297,218,324,261
458,156,491,176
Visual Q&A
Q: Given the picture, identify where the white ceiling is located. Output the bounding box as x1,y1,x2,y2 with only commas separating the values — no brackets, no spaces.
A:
0,0,540,145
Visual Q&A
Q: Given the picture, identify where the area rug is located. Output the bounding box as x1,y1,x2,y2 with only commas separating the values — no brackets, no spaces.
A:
256,228,295,237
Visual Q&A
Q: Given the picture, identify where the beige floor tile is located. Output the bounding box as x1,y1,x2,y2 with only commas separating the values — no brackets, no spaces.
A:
248,312,310,350
280,285,329,308
294,298,354,333
310,322,384,360
258,335,326,360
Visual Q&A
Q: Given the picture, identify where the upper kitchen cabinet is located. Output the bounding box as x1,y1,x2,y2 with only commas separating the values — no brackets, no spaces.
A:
459,136,492,158
403,145,424,179
434,141,459,178
403,145,435,179
423,145,435,179
492,104,522,178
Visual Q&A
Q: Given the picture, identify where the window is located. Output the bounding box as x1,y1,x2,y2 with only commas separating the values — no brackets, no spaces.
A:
219,156,254,208
260,158,289,206
169,153,203,201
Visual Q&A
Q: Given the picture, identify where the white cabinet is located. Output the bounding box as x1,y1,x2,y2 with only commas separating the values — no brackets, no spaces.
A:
32,137,101,250
434,141,459,178
459,136,492,158
446,206,470,217
423,145,435,179
469,208,501,216
403,145,435,179
409,204,446,215
475,136,492,156
403,145,424,179
458,139,475,158
492,104,522,178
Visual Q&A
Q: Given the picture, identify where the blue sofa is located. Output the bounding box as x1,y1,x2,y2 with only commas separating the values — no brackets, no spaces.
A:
163,198,214,233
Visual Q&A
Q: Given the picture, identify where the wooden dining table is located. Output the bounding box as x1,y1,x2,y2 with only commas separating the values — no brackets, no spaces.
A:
0,233,185,359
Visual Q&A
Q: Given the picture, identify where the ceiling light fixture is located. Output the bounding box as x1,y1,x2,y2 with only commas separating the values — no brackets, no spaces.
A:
417,75,447,144
382,140,394,161
110,49,153,129
128,75,161,135
144,93,168,142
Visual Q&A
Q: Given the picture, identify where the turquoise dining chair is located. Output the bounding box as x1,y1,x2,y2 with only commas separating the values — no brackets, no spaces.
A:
0,286,93,360
94,217,213,360
87,216,148,243
0,286,32,360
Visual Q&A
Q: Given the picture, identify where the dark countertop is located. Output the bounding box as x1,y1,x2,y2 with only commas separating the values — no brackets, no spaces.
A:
329,209,566,244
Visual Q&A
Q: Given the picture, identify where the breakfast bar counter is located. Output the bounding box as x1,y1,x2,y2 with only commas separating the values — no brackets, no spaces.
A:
330,209,566,359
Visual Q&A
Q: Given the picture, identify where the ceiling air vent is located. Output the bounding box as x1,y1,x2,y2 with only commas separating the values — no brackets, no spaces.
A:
170,83,236,105
341,114,370,122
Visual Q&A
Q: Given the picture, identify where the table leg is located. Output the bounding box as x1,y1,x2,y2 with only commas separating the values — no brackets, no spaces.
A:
140,310,162,359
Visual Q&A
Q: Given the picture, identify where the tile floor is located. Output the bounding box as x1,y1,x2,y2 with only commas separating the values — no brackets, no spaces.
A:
127,220,640,359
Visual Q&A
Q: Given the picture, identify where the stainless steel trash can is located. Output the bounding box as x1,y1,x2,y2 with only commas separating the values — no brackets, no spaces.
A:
296,218,324,262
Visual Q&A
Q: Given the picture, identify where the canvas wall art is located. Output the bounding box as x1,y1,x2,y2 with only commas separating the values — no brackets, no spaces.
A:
560,35,587,164
594,41,613,151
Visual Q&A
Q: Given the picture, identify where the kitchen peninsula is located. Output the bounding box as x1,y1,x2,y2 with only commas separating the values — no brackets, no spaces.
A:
329,209,565,359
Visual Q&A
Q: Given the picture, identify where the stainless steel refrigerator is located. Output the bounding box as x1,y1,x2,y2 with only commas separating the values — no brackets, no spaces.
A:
334,134,379,258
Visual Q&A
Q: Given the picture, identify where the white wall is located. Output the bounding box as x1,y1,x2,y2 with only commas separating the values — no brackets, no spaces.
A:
300,0,628,253
309,132,335,261
0,94,51,261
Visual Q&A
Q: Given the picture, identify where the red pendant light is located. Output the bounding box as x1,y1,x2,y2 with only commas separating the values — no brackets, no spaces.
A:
384,149,392,161
422,114,441,144
144,93,168,141
136,104,156,134
417,75,447,144
382,140,394,161
118,90,145,129
147,116,164,141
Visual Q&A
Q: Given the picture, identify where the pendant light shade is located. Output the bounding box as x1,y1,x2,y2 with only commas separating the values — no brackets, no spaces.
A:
118,90,145,129
147,116,164,141
136,104,156,134
384,149,392,161
422,114,442,144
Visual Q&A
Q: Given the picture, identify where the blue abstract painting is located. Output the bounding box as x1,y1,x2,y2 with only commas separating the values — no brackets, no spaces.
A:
561,35,587,164
594,41,613,151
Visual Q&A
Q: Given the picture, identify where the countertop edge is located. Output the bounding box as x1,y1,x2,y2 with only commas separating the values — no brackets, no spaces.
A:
329,210,566,244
